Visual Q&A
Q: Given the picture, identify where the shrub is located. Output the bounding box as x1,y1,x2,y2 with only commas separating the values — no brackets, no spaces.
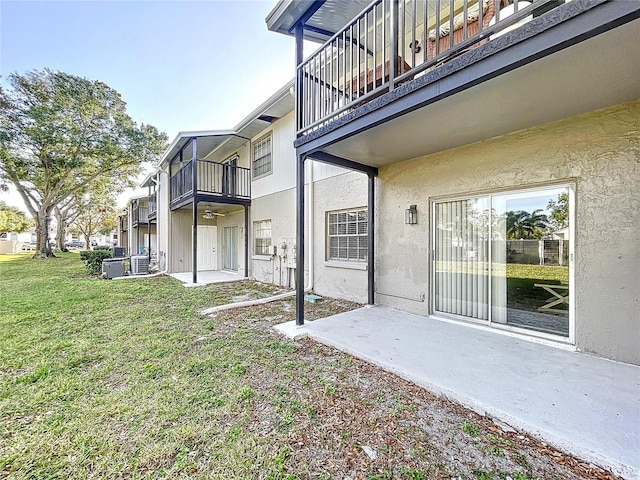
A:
82,250,113,275
94,245,111,251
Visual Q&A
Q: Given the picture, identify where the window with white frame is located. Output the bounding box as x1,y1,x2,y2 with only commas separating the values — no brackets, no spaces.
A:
327,208,368,262
254,219,272,256
253,134,272,178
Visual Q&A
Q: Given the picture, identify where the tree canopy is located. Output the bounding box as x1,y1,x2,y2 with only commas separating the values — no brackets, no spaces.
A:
69,191,119,248
0,69,167,256
0,201,32,234
547,192,569,231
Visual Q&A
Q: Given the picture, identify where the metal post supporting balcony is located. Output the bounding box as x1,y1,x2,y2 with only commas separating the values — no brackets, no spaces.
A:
295,153,306,326
148,183,151,262
368,173,375,305
191,137,198,285
244,205,249,278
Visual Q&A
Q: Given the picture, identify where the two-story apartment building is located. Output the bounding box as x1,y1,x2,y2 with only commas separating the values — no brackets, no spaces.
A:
142,81,370,300
118,195,156,257
266,0,640,365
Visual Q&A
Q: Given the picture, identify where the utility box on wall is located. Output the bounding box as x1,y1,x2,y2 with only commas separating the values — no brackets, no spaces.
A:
279,238,296,269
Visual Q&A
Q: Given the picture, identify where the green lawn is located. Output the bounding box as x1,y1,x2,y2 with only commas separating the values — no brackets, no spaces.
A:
0,254,599,480
506,264,569,311
0,253,319,478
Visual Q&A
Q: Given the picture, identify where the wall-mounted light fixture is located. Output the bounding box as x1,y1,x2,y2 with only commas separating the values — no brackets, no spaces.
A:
405,205,418,225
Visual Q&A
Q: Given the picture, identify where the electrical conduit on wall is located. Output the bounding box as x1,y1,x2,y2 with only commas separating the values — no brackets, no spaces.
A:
201,160,315,316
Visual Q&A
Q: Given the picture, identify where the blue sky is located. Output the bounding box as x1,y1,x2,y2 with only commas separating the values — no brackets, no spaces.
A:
1,0,295,137
0,0,299,208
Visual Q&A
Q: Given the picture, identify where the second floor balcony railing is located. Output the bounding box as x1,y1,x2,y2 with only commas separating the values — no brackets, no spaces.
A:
296,0,561,135
170,159,251,203
133,206,149,225
119,216,128,232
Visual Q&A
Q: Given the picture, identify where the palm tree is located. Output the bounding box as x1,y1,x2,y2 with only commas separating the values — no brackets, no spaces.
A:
506,209,549,239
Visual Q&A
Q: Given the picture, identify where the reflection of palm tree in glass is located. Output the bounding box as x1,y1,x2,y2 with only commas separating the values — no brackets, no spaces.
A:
506,209,548,239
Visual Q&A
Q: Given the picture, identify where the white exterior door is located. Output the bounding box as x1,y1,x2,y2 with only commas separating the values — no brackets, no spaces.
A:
197,226,217,271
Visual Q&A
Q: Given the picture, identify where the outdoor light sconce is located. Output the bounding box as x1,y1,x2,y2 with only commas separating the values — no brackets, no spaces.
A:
405,205,418,225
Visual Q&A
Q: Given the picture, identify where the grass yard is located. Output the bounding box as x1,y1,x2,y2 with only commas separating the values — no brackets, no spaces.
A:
0,254,614,479
506,264,569,312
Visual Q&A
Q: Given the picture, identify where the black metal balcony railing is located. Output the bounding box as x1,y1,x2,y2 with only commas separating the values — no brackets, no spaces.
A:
296,0,560,135
149,193,157,217
119,216,128,232
170,159,251,203
133,206,149,225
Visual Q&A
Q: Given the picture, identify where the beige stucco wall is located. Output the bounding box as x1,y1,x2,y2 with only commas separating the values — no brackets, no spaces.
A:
376,101,640,364
250,188,296,285
249,170,368,300
312,170,369,302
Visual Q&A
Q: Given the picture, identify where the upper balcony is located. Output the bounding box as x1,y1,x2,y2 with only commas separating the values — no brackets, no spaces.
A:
162,134,253,211
170,158,251,209
132,204,150,226
269,0,640,166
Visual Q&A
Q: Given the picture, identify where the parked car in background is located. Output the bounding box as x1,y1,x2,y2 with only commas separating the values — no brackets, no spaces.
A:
21,241,37,251
64,240,85,249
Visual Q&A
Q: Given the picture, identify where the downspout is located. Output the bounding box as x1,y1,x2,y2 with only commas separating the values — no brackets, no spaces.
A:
305,159,314,292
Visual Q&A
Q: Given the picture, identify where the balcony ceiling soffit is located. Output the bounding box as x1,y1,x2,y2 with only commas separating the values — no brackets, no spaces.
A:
267,0,370,42
321,17,640,167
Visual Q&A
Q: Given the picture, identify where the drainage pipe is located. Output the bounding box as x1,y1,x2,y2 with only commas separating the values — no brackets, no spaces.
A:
201,161,315,316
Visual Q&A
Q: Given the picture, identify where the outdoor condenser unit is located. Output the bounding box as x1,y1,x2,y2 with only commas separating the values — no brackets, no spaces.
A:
130,255,149,275
102,259,125,279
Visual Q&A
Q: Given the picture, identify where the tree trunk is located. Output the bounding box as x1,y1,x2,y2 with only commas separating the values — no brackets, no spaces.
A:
54,208,69,252
83,233,91,250
34,207,55,258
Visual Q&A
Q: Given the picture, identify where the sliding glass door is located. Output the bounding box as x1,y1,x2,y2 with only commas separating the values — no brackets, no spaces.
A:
433,186,573,340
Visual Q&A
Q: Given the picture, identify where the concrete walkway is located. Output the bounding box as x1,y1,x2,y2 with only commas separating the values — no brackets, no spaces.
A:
170,270,244,287
276,306,640,479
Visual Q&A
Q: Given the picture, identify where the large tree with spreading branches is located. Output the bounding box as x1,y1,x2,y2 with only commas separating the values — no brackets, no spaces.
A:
0,69,167,257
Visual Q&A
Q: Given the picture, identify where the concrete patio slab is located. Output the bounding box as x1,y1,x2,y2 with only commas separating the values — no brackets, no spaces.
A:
170,270,244,287
273,320,309,340
296,306,639,479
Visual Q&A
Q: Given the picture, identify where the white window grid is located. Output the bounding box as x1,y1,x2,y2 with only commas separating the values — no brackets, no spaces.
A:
254,219,272,255
327,208,368,262
253,135,272,178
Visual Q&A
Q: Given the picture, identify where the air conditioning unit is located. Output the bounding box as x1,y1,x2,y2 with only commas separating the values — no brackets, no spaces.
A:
130,255,149,275
102,259,125,279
